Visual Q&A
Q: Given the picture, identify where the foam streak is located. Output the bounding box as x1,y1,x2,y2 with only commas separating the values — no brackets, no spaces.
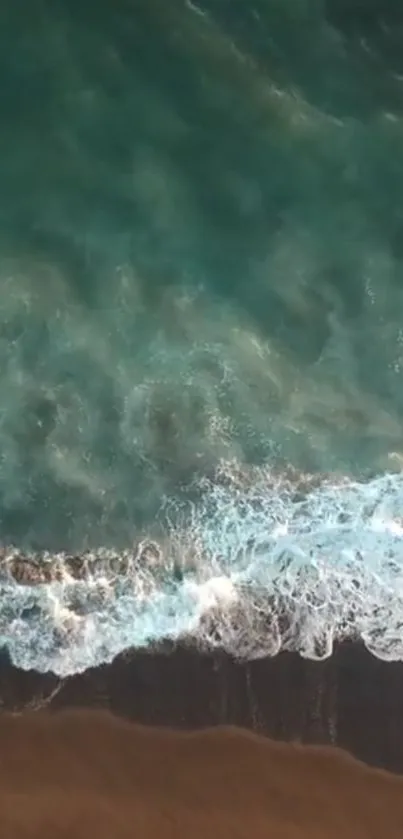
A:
1,464,403,675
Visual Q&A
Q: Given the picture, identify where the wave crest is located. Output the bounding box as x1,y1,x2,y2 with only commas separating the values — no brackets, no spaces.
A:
1,461,403,675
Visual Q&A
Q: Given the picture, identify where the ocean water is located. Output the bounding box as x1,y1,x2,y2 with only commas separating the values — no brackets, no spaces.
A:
1,0,403,674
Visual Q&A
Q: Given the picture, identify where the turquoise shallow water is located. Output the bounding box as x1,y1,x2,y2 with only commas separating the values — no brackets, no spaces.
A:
1,1,403,673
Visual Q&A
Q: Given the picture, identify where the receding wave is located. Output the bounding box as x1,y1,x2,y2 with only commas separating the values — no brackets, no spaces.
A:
2,460,403,676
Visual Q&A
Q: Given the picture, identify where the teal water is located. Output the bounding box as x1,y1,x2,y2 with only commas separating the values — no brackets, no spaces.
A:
2,1,403,673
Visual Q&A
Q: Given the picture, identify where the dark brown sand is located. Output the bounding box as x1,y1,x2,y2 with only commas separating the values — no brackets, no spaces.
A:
1,711,403,838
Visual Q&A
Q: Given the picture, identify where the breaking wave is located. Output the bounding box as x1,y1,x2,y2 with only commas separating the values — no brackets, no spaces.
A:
2,460,403,677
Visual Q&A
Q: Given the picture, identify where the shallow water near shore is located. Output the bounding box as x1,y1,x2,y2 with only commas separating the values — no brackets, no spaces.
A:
1,1,403,672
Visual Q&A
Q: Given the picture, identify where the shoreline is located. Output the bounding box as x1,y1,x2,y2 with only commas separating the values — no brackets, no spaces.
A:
1,640,403,774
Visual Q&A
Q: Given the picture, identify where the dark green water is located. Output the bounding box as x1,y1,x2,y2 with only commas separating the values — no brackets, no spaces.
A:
1,0,403,551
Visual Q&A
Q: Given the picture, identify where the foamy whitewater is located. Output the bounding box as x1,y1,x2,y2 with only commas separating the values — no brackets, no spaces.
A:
1,461,403,676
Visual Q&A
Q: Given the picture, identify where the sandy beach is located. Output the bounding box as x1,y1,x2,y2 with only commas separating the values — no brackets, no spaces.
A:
2,641,403,774
1,709,403,838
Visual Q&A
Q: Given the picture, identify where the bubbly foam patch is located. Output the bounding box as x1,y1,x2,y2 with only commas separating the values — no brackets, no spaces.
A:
1,462,403,676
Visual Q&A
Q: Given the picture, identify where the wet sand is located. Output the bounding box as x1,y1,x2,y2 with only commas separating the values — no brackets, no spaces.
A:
3,642,403,774
1,709,403,838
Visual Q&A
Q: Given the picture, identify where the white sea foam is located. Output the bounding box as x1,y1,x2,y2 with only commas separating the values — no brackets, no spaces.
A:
1,461,403,676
